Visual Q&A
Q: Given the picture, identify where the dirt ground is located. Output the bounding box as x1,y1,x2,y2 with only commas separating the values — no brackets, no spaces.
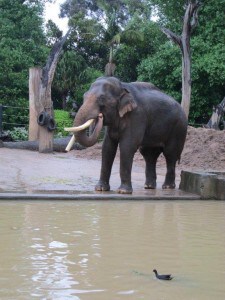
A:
74,126,225,172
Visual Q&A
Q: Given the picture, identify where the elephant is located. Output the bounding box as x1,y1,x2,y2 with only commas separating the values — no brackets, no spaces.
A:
67,76,188,194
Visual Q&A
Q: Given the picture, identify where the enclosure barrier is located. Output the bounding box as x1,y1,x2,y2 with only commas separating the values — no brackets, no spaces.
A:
0,104,29,135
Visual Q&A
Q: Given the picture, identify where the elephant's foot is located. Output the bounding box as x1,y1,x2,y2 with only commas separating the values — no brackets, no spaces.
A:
144,181,156,189
95,180,110,192
162,182,176,189
117,184,133,194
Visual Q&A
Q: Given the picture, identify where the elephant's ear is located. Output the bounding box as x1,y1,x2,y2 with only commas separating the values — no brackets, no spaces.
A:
118,88,137,118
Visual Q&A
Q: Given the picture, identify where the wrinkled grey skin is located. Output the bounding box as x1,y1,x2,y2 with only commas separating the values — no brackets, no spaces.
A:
74,77,188,194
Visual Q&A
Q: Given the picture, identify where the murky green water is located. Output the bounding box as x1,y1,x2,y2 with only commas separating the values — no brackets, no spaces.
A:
0,200,225,300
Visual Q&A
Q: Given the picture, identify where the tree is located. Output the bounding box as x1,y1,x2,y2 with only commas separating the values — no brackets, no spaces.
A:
50,11,106,107
60,0,147,76
103,9,144,76
53,51,88,109
0,0,48,128
161,0,201,118
52,0,224,126
138,0,225,124
45,20,63,46
116,15,164,81
138,42,182,101
0,0,47,101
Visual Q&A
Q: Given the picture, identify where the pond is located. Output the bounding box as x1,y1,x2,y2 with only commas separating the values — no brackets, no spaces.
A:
0,200,225,300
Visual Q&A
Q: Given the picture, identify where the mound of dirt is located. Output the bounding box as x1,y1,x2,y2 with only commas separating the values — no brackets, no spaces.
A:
178,126,225,171
74,127,225,171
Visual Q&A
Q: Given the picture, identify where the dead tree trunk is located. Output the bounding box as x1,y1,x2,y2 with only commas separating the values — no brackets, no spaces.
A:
161,0,200,119
105,62,116,76
105,45,116,76
30,30,70,153
204,97,225,130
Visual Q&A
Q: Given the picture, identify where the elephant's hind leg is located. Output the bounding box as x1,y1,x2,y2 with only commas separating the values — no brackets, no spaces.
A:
140,147,162,189
162,154,176,189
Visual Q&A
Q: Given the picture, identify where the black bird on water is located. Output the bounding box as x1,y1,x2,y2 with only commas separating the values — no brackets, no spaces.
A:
153,269,173,280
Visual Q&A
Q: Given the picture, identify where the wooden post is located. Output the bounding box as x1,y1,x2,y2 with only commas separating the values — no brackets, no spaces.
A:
28,30,70,153
28,67,54,152
29,67,42,141
38,83,54,153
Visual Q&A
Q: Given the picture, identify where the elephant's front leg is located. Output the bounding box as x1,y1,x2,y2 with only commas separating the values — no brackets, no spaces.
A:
117,142,136,194
95,132,118,192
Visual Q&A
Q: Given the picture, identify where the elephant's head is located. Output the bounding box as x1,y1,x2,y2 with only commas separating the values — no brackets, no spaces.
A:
66,77,137,147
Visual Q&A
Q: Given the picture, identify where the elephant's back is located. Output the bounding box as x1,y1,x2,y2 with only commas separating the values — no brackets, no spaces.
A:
126,82,176,106
127,82,179,108
130,81,160,91
128,82,187,127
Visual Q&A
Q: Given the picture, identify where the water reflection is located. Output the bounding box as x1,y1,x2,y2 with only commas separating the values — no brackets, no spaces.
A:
0,201,225,299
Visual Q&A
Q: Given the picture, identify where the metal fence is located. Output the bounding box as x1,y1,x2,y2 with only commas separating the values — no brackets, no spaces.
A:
0,104,29,135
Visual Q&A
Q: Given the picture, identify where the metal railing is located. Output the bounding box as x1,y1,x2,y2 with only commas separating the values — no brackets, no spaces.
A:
0,104,29,135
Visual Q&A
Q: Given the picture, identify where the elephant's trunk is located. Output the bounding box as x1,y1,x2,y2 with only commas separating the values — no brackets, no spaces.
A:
71,104,103,147
75,116,103,147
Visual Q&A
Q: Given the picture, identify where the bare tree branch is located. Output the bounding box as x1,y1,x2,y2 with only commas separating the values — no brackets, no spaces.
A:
42,29,71,89
161,27,181,47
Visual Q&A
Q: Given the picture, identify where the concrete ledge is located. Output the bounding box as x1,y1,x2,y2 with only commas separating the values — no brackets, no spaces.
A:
0,190,200,201
179,170,225,200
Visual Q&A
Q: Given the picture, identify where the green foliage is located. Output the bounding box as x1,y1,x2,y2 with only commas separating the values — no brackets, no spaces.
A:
0,0,48,124
53,48,103,108
53,51,88,108
60,0,150,73
137,0,225,123
116,19,164,81
74,68,103,105
46,20,63,46
7,127,28,141
54,109,73,137
138,42,182,101
0,0,224,126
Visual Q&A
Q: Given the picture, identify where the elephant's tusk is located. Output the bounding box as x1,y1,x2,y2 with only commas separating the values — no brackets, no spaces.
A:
64,118,95,132
64,114,103,151
65,135,76,152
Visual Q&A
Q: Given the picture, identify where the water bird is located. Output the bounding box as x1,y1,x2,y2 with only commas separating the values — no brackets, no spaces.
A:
153,269,173,280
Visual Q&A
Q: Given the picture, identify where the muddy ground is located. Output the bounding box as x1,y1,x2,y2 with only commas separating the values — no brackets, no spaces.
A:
74,127,225,172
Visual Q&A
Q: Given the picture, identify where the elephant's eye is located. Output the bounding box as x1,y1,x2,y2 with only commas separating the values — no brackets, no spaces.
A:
99,104,105,112
98,96,105,108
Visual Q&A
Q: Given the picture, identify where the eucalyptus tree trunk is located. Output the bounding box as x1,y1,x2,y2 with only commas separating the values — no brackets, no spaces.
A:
161,0,200,119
